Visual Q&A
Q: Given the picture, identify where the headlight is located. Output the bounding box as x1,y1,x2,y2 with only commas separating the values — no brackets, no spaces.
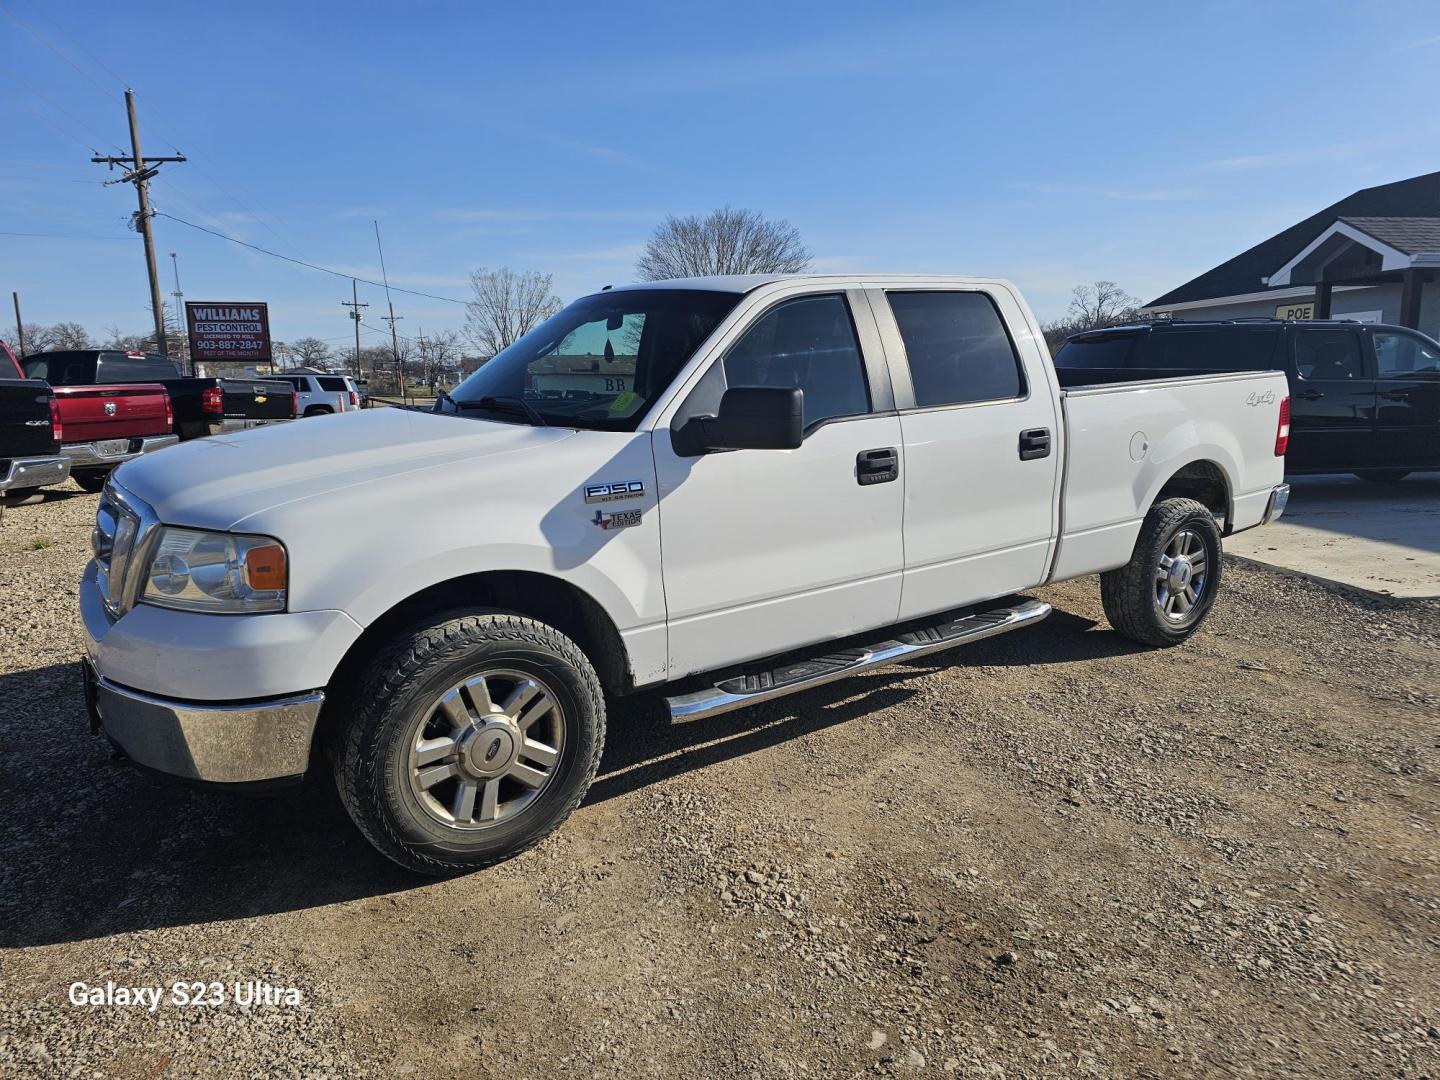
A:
140,528,288,614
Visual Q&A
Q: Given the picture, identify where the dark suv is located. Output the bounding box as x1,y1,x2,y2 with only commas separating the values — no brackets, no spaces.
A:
1053,319,1440,480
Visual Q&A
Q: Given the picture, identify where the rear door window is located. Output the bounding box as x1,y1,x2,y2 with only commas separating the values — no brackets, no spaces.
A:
317,376,348,393
887,291,1025,407
1293,329,1366,381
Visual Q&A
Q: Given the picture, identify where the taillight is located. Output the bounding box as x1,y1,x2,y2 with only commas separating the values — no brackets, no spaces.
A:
201,386,223,416
1274,395,1290,456
291,390,298,417
349,390,358,407
49,394,63,444
165,392,174,430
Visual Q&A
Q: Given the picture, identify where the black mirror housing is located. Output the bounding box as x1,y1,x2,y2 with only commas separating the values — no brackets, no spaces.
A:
675,386,804,455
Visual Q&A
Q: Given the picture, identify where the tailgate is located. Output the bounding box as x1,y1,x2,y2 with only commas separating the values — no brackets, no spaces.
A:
0,378,57,457
221,379,294,421
54,384,171,443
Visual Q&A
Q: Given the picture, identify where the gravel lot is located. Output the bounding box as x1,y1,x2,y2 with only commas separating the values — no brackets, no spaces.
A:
2,484,1438,1078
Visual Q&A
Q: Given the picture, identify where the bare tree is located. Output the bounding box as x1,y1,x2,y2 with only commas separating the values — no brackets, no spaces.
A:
635,206,811,281
416,329,462,389
289,337,333,370
1041,281,1144,352
465,268,562,356
48,322,94,350
1,322,52,356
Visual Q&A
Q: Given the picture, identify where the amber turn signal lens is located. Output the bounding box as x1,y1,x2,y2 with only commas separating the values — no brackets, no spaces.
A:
243,543,287,591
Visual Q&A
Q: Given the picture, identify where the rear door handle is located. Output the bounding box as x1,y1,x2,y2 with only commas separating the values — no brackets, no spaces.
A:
1018,428,1051,461
1295,388,1325,400
1378,389,1409,400
857,447,898,485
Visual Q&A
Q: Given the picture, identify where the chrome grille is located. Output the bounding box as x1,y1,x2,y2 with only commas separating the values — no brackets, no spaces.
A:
92,480,158,617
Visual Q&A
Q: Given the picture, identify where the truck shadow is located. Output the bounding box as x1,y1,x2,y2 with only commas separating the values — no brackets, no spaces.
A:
0,603,1142,947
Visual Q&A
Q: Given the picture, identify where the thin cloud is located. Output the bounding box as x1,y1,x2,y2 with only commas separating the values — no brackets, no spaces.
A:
1398,33,1440,50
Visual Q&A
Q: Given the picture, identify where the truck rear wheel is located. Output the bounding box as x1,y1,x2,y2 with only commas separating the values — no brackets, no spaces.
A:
331,610,605,875
1100,497,1222,648
73,471,108,494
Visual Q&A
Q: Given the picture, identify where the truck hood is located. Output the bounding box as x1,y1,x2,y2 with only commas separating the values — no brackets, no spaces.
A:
114,407,576,531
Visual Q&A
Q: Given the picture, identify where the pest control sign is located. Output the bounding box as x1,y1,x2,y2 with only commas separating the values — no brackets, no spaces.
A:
186,301,272,361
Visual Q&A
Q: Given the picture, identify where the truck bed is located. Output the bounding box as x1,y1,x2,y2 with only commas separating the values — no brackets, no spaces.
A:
1048,368,1289,582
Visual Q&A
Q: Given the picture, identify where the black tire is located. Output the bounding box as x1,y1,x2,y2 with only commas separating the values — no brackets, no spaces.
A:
331,609,605,875
1353,469,1410,483
1100,497,1222,648
73,472,109,494
304,406,333,417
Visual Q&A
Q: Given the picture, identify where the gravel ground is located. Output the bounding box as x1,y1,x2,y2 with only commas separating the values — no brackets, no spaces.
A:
1,484,1438,1078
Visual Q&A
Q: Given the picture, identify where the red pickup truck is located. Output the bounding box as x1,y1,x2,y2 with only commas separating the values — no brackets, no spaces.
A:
51,382,178,492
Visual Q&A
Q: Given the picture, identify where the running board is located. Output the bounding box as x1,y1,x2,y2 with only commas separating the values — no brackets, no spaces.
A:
665,599,1052,722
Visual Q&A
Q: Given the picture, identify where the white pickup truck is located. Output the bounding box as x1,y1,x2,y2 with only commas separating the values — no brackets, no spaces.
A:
81,275,1290,873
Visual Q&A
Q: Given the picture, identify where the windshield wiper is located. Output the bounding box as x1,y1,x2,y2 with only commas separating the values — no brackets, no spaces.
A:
442,392,549,427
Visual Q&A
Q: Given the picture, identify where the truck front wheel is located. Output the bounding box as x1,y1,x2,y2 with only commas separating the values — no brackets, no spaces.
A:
331,610,606,875
1100,497,1222,648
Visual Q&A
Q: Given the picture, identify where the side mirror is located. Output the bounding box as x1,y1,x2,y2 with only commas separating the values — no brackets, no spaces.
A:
675,386,803,455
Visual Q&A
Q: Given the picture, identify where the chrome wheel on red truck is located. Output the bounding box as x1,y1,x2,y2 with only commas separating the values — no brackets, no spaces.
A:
330,609,605,875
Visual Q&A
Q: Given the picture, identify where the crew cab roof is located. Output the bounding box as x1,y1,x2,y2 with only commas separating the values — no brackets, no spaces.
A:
602,273,1017,295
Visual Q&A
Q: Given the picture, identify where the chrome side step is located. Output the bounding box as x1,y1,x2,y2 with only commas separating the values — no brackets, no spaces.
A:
665,598,1052,722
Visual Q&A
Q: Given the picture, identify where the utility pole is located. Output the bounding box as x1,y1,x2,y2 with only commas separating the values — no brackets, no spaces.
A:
341,279,368,383
373,221,405,405
11,292,25,358
92,89,184,357
169,252,190,374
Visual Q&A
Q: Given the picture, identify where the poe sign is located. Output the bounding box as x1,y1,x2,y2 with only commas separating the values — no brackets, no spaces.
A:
186,301,272,362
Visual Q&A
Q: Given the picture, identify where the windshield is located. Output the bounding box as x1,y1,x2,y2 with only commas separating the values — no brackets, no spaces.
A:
443,289,741,430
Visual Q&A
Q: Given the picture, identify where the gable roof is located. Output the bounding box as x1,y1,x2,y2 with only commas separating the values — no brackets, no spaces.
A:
1340,216,1440,254
1147,170,1440,307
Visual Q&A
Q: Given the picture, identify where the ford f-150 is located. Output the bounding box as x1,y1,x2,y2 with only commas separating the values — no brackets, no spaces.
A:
80,274,1291,873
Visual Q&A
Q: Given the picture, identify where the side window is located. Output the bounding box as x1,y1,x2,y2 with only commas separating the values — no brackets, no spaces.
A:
1147,329,1280,372
317,376,348,392
722,294,869,429
1293,329,1365,381
887,291,1025,407
1373,330,1440,378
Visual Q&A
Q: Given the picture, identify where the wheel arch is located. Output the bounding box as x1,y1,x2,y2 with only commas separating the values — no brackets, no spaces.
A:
1148,457,1234,532
325,569,635,704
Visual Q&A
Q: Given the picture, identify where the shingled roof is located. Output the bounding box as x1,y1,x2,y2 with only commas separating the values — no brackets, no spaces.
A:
1147,170,1440,307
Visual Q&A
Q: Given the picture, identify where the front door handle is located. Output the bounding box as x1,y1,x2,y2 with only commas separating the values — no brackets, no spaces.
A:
1018,428,1051,461
1295,388,1325,401
1378,388,1409,400
857,447,898,485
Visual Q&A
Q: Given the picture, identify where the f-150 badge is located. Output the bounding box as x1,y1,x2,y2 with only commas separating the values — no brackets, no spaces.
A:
592,508,643,531
584,480,645,504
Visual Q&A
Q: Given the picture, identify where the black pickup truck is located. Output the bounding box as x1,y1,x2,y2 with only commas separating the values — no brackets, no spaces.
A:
1,342,69,506
21,349,295,440
1054,319,1440,480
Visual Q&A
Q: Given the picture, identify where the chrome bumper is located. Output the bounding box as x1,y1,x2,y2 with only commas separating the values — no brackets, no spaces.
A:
88,666,324,784
62,435,179,469
219,417,290,433
0,454,70,494
1262,483,1290,525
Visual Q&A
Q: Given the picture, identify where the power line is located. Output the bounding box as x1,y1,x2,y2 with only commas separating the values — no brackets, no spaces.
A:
154,211,469,305
0,1,123,105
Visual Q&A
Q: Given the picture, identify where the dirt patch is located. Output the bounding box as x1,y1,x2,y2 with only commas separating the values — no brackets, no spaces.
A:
2,484,1437,1077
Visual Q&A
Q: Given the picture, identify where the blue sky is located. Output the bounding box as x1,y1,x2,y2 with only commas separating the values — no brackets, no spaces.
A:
3,0,1438,352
